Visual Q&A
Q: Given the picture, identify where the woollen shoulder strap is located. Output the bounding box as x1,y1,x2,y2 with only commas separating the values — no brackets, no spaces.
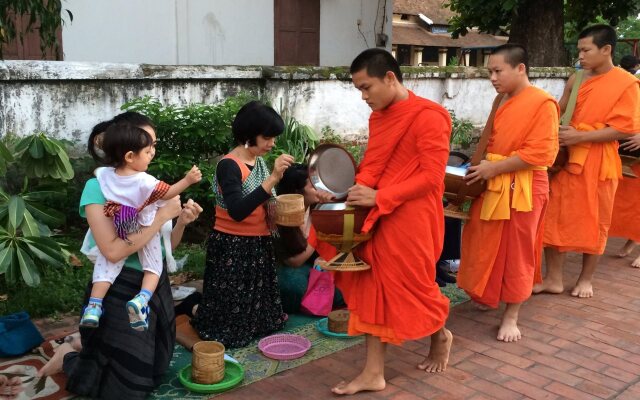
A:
560,69,584,126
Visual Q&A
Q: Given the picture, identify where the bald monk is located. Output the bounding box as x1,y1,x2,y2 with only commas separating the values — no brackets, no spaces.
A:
332,48,452,395
458,44,559,342
536,24,640,298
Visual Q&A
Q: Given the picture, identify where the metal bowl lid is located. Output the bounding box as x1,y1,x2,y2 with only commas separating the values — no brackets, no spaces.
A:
308,144,356,200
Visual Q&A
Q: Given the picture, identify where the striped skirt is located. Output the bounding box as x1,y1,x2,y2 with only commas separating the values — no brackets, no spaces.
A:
63,267,175,399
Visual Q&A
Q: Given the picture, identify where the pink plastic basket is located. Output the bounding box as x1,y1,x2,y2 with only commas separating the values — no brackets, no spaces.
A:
258,334,311,360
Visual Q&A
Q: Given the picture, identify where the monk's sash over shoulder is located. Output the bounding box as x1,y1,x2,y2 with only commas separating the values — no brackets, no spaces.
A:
566,67,640,180
357,91,450,232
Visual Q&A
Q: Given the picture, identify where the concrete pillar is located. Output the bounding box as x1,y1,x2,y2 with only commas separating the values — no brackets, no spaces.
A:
391,45,397,59
412,46,423,66
483,50,491,66
464,51,470,66
438,48,447,67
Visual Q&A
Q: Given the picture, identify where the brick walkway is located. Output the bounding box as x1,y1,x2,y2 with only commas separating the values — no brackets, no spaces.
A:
219,237,640,400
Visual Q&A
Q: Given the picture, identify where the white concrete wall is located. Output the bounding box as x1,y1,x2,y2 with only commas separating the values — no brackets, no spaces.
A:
62,0,388,66
62,0,274,65
62,0,178,64
319,0,393,66
0,62,571,145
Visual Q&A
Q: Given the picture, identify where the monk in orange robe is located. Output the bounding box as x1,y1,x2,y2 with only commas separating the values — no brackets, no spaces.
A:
458,44,559,342
536,24,640,298
332,48,452,395
610,147,640,267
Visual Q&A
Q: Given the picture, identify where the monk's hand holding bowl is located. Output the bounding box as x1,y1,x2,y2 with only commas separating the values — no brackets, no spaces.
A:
620,133,640,151
346,184,377,207
464,160,497,185
558,125,583,147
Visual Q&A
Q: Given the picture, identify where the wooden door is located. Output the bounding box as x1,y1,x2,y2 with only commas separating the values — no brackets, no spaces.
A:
1,12,62,60
274,0,320,66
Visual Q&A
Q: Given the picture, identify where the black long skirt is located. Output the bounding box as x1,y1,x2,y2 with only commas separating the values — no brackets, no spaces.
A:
63,267,175,400
191,230,286,348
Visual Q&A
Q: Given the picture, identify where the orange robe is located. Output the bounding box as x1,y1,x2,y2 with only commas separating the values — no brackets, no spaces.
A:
334,91,451,344
544,67,640,254
609,164,640,243
457,87,560,307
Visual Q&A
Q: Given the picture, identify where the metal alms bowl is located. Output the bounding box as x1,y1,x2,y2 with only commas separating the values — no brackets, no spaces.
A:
308,144,357,200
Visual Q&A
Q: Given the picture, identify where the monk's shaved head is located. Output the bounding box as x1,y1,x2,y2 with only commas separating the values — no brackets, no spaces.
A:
350,48,403,83
490,44,529,74
579,24,617,54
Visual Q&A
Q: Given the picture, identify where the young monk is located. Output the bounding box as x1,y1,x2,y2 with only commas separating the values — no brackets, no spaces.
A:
332,48,452,395
457,44,559,342
610,133,640,267
536,24,640,298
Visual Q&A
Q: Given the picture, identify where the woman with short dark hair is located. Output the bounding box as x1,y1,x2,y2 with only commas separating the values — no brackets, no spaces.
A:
190,101,294,347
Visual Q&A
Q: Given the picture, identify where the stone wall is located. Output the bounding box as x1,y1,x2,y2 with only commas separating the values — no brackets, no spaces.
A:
0,61,573,145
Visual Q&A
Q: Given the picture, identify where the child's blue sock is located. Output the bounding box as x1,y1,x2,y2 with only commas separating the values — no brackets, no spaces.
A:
88,297,103,307
139,289,152,302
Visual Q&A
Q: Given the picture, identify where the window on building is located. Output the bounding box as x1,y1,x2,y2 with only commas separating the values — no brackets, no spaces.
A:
400,14,409,20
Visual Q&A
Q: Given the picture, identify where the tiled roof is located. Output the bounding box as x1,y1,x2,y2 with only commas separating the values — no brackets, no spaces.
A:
393,0,456,25
393,24,507,48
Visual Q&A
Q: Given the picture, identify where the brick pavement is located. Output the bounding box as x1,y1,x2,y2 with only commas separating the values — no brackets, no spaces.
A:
219,237,640,399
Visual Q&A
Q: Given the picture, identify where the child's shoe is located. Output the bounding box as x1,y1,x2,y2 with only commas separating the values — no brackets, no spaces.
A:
126,294,149,331
80,304,102,328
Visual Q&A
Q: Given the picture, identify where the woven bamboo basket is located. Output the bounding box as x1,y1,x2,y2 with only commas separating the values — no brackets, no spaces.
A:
192,341,225,384
275,194,305,227
315,231,373,271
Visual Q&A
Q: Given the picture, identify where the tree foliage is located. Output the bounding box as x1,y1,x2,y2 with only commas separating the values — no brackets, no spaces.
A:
447,0,640,66
0,0,72,59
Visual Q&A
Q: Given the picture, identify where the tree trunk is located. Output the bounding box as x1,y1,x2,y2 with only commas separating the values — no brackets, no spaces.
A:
509,0,567,66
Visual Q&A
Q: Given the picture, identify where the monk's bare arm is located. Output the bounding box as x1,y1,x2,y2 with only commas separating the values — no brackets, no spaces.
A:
560,126,629,146
87,196,181,263
558,73,576,114
373,111,450,213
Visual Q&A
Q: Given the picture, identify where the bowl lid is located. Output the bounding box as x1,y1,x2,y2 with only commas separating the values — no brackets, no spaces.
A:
308,144,356,200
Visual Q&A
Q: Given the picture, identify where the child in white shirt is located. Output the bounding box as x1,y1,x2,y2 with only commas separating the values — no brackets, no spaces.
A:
80,121,201,331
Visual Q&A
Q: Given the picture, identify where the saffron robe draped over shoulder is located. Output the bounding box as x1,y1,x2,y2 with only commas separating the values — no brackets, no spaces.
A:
609,163,640,243
334,91,451,344
457,86,560,306
544,67,640,254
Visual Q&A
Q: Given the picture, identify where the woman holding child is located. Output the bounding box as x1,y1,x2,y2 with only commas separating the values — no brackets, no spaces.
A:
38,112,203,400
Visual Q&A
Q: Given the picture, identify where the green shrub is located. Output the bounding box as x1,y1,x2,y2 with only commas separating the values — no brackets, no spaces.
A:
121,93,259,207
448,109,474,149
320,126,365,164
264,116,319,168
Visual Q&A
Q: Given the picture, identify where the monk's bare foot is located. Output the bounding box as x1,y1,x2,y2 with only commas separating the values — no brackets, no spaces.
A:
618,240,637,257
571,280,593,298
418,327,453,373
497,318,521,342
0,375,23,399
632,255,640,268
532,280,564,295
37,342,75,377
331,372,385,395
472,301,491,311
